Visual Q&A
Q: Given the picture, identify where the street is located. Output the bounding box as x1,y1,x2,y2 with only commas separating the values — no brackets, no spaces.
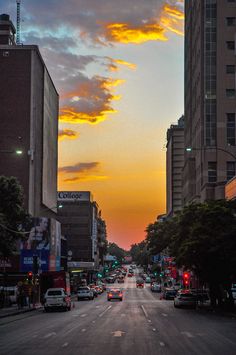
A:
1,273,236,355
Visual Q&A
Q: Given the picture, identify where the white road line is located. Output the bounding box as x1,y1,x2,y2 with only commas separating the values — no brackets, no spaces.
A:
43,332,56,339
159,342,165,347
81,329,86,332
181,331,194,338
141,305,148,318
63,325,79,336
162,313,168,317
152,328,156,332
148,319,152,323
80,314,87,318
62,343,68,348
95,305,100,308
99,305,112,318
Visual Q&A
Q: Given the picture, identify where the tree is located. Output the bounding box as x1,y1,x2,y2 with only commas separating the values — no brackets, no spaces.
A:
107,242,127,262
0,176,30,257
130,241,149,266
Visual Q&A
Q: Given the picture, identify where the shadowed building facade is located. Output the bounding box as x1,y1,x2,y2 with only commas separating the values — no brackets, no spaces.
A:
183,1,236,204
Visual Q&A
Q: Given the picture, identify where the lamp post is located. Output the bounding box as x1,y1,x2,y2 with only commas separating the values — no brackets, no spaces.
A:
186,146,236,161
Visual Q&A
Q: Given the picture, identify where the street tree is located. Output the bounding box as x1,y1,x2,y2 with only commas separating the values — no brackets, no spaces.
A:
107,242,127,262
0,176,30,257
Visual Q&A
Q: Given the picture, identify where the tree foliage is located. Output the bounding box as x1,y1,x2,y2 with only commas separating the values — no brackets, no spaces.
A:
130,241,149,266
0,176,30,256
107,242,127,262
146,200,236,306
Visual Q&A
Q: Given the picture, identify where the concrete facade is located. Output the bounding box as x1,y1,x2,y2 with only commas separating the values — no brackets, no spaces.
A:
166,116,184,217
183,1,236,204
0,14,59,217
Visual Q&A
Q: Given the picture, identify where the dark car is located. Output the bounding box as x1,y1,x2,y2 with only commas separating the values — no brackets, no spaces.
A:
163,288,177,300
136,279,144,288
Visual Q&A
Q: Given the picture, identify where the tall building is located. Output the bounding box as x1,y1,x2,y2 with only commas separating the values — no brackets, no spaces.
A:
183,1,236,204
0,14,59,217
166,116,184,217
57,191,107,278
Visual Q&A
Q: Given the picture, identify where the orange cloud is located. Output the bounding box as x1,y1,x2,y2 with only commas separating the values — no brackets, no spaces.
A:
59,76,124,124
108,59,137,72
102,22,168,44
163,4,185,20
58,129,79,141
160,3,184,36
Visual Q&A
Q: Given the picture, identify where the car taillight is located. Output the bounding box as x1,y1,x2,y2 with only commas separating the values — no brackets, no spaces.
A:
119,293,122,297
109,293,112,297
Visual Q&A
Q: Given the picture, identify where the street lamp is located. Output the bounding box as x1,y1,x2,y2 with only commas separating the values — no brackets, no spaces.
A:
186,146,236,160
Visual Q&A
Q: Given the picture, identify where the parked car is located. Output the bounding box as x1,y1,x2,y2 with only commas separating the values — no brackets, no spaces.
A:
163,288,177,300
0,286,18,305
128,273,133,277
151,283,161,292
174,290,197,308
89,285,98,297
191,289,209,302
107,288,123,301
44,288,71,312
77,286,94,300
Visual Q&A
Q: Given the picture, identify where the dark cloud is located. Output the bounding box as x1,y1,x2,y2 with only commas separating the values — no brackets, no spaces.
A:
58,129,79,140
58,162,100,173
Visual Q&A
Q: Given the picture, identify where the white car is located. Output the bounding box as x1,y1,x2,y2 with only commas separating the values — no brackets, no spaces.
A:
77,286,94,300
151,283,161,292
44,288,71,312
174,290,197,308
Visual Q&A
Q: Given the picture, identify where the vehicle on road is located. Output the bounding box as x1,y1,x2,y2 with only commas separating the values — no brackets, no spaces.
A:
128,273,133,277
44,288,71,312
163,288,177,300
145,276,151,284
40,271,70,303
107,288,123,301
136,279,144,288
174,290,197,308
77,286,94,300
151,282,161,292
89,285,98,297
117,276,125,283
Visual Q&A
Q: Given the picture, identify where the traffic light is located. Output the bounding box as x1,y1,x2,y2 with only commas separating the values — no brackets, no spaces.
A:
28,271,33,283
183,272,190,287
97,273,103,278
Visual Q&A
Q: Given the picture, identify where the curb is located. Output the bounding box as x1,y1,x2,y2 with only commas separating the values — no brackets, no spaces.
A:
0,306,43,319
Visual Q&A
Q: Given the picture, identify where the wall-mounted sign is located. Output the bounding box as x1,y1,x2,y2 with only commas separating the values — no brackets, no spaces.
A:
58,191,92,202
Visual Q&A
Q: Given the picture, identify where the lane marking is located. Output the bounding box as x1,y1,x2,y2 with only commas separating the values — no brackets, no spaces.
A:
95,305,100,308
62,343,68,348
181,331,194,338
99,305,112,318
81,329,86,332
141,305,148,318
162,313,168,317
44,332,56,339
111,330,125,337
160,342,165,347
148,319,152,323
92,320,96,323
152,328,156,332
80,314,87,318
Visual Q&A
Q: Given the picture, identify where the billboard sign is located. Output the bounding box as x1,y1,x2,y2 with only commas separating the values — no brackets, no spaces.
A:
20,250,49,272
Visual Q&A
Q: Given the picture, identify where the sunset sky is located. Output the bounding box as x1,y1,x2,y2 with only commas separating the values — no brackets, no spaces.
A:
1,0,184,249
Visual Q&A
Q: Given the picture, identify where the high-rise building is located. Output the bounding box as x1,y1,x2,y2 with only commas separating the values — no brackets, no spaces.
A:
183,1,236,204
0,14,59,217
166,116,184,217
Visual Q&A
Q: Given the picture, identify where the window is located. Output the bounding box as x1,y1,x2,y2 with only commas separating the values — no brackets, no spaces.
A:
227,41,235,50
226,89,236,98
227,162,235,181
226,65,235,74
227,113,236,145
226,17,236,26
208,162,217,182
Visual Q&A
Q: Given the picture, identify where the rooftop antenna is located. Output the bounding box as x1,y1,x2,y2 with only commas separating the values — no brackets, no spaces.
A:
16,0,21,45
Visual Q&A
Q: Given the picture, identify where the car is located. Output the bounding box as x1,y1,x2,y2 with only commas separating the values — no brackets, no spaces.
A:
105,277,115,283
0,286,18,305
174,290,197,308
95,285,103,294
163,288,177,300
117,276,125,283
77,286,94,300
145,277,151,284
107,288,123,301
151,282,161,292
89,285,98,297
128,273,133,277
190,289,209,302
136,279,144,288
44,288,71,312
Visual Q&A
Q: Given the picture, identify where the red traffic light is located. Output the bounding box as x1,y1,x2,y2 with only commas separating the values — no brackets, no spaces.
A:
183,272,190,279
28,271,33,278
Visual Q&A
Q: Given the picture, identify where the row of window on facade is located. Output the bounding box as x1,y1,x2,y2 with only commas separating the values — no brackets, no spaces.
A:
208,161,236,183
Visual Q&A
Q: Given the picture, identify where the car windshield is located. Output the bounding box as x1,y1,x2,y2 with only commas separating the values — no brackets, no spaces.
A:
47,290,63,296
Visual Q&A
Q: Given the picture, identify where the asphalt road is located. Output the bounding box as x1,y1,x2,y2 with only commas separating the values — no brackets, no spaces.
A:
1,271,236,355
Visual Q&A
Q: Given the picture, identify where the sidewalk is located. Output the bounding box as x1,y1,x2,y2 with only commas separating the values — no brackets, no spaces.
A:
196,301,236,318
0,303,42,319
